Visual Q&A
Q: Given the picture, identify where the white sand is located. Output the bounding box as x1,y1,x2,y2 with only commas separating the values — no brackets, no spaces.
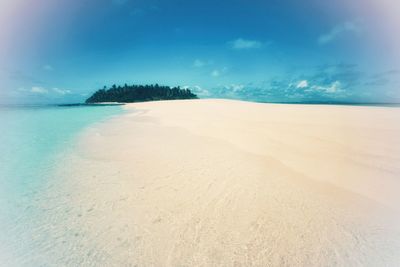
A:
32,99,400,266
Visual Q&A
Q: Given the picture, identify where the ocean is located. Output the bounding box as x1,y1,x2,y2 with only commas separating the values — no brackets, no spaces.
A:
0,104,124,265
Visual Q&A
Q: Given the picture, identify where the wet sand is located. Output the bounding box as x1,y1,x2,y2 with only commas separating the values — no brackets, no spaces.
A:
27,99,400,266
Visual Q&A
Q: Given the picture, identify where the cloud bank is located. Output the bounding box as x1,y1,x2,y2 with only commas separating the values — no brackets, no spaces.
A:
31,86,48,94
199,64,400,103
318,21,362,45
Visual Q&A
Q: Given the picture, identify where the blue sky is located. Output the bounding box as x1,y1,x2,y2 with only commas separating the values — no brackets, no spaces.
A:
1,0,399,103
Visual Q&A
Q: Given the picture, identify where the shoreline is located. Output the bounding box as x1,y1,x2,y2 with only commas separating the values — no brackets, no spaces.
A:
33,99,400,265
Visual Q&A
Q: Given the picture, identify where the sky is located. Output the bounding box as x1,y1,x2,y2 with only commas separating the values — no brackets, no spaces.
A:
1,0,400,103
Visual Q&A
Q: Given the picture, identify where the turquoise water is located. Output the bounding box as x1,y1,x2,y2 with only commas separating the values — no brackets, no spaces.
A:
0,104,123,196
0,104,124,264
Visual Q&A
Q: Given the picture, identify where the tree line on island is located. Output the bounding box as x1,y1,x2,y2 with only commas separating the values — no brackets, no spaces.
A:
85,84,198,103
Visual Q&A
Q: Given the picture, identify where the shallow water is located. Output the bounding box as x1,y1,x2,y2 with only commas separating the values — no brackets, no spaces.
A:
0,104,124,265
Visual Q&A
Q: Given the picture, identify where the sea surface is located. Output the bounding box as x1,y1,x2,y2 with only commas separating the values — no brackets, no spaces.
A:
0,104,124,265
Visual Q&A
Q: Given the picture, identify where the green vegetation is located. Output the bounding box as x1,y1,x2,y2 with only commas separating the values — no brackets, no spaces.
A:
85,84,198,103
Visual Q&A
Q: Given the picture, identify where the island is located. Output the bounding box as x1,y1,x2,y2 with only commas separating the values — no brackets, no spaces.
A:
85,84,198,103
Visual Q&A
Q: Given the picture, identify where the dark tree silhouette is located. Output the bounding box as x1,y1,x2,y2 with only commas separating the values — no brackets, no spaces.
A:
85,84,198,103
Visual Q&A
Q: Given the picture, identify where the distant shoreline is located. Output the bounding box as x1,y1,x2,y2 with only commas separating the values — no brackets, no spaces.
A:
58,102,125,107
1,99,399,109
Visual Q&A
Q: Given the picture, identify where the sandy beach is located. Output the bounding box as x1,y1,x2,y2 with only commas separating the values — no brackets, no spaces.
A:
35,99,400,266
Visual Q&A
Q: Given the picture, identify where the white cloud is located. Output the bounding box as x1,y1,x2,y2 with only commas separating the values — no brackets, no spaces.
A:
211,70,220,77
183,85,210,97
193,85,210,97
325,81,342,93
211,67,228,77
225,84,245,92
43,65,53,71
52,88,71,95
193,59,206,68
193,59,204,68
31,86,48,94
318,21,362,45
27,86,71,95
230,38,263,50
311,81,344,94
296,80,308,89
193,59,213,68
